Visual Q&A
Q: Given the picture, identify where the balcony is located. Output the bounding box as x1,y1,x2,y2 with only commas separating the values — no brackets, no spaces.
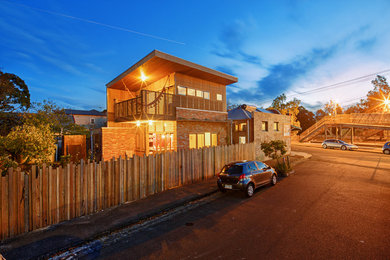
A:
114,90,224,122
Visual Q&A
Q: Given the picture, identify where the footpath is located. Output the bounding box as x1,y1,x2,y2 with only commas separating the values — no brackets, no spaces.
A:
0,178,218,260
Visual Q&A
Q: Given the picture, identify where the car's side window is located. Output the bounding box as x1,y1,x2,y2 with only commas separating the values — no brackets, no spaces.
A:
255,161,266,169
248,162,258,172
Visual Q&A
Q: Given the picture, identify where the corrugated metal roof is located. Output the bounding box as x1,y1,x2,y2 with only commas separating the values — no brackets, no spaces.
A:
228,105,274,120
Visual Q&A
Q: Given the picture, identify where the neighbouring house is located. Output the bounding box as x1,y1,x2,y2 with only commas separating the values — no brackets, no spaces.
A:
102,50,237,160
65,109,107,129
228,104,291,159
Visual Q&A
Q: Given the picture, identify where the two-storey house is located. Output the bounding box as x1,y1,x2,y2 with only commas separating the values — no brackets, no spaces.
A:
102,50,237,160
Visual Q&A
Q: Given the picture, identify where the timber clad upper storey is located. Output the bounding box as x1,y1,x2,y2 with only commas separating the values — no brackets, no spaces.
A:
106,50,237,124
102,50,237,159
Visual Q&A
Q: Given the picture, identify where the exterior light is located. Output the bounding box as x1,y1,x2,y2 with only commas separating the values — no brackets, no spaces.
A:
140,71,148,82
148,120,153,126
136,121,141,127
328,113,332,116
162,134,165,139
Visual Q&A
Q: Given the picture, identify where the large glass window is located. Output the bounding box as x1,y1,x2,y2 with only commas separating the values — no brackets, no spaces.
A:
197,134,205,148
189,134,197,149
216,94,223,101
239,136,246,144
205,132,211,147
212,134,217,146
187,88,195,96
196,90,203,98
204,91,210,100
177,86,186,95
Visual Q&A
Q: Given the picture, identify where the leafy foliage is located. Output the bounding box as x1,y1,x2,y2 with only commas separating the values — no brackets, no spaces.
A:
297,106,316,133
0,124,56,173
269,94,301,127
260,140,287,159
345,75,390,113
0,70,30,112
24,100,89,135
323,100,343,115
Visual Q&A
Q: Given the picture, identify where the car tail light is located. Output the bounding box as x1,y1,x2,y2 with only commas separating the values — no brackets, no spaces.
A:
239,174,246,181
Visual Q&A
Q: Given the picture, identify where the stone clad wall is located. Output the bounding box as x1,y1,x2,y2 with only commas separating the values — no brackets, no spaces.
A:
176,121,228,149
176,107,227,121
252,112,291,160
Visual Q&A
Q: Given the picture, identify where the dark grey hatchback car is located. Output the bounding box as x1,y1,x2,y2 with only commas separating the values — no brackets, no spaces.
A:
217,160,277,197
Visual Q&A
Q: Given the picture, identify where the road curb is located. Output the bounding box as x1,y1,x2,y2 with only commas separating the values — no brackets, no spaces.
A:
45,188,219,259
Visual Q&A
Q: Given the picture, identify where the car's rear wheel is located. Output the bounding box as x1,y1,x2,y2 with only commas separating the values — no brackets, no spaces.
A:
271,174,277,185
384,149,390,155
322,144,327,149
245,183,254,197
341,145,347,150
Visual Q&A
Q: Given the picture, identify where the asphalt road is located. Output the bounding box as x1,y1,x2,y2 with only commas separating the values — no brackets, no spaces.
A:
96,144,390,260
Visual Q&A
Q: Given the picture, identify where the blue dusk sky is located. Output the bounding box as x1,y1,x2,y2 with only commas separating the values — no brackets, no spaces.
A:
1,0,390,111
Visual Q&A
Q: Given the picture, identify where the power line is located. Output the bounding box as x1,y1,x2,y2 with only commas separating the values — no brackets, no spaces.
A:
256,69,390,104
1,0,186,45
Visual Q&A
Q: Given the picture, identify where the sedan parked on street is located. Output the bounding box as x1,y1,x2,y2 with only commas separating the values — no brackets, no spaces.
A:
383,142,390,155
217,160,277,197
322,139,358,150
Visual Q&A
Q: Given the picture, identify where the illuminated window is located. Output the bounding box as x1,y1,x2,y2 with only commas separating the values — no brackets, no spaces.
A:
235,123,239,131
217,94,223,101
205,132,211,147
274,122,280,131
177,86,186,95
189,134,197,149
239,136,246,144
197,134,204,148
262,121,268,131
204,91,210,100
196,90,203,97
239,123,246,131
187,88,195,96
212,134,217,146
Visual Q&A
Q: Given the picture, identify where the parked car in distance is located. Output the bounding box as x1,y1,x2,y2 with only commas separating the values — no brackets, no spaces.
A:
322,139,358,150
383,142,390,155
217,160,277,197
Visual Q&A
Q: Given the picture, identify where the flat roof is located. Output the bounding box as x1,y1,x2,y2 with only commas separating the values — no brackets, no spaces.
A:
106,50,238,91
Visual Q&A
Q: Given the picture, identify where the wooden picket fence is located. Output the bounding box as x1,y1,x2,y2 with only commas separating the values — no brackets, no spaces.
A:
0,142,255,240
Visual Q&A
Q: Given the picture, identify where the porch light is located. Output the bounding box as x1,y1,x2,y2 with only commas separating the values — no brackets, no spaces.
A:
140,71,148,82
136,121,141,127
148,120,153,126
162,134,165,139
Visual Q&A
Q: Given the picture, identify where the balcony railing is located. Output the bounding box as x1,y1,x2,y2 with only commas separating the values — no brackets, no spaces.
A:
114,90,224,121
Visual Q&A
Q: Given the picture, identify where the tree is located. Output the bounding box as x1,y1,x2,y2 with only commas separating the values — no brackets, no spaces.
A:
315,109,326,121
323,100,343,116
0,70,30,112
24,100,89,135
361,75,390,112
297,106,316,133
269,94,301,127
0,124,56,173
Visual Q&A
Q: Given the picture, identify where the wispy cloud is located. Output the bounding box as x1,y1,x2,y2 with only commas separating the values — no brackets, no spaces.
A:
212,20,262,66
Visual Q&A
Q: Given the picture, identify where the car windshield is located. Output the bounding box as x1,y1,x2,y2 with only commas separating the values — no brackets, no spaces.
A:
339,140,346,144
221,164,243,175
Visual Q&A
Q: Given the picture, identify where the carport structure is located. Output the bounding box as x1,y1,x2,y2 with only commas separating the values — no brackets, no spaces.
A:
299,113,390,143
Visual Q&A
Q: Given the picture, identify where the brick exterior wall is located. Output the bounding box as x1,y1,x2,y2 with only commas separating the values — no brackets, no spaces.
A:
176,121,228,149
176,107,227,121
101,126,139,160
252,112,291,160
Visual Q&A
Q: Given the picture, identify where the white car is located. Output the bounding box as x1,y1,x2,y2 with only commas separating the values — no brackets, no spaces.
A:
322,139,358,150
